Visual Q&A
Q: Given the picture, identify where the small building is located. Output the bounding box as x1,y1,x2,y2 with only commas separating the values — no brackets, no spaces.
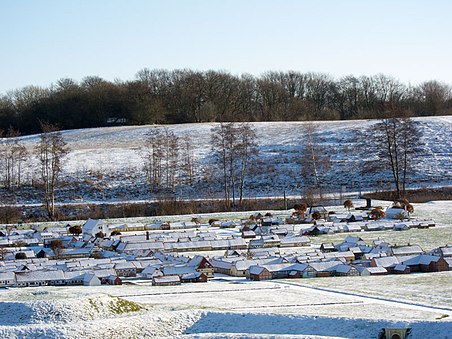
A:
361,266,388,276
280,236,310,247
0,271,16,287
188,256,214,278
114,261,137,277
334,264,359,277
15,270,66,287
106,275,122,285
242,231,256,239
152,275,181,286
83,273,101,286
392,264,410,274
210,258,234,275
385,207,409,220
82,219,109,240
248,266,272,281
180,272,207,283
401,255,450,273
320,243,336,253
142,266,163,279
390,245,423,257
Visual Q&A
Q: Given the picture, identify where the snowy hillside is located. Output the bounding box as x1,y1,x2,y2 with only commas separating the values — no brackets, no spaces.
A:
11,116,452,204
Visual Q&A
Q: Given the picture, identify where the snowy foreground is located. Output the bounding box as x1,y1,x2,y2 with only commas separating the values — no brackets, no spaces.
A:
0,200,451,338
0,274,451,338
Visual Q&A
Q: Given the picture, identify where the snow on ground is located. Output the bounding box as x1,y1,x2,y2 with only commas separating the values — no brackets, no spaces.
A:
0,274,451,338
0,200,451,338
11,116,452,204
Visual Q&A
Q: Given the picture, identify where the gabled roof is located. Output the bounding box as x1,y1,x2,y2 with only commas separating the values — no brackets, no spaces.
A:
210,258,234,270
334,264,356,274
83,273,100,283
393,264,408,272
83,219,102,232
262,263,308,273
308,261,342,272
391,245,423,256
163,265,196,276
280,236,310,245
373,256,399,268
439,246,452,257
15,270,65,282
401,254,441,266
248,265,268,275
0,271,15,281
363,266,387,274
153,275,180,283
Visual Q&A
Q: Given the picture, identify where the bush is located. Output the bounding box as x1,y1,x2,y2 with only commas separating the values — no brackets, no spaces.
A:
343,199,354,212
312,211,322,220
15,252,27,260
370,206,385,220
68,225,82,235
49,239,64,256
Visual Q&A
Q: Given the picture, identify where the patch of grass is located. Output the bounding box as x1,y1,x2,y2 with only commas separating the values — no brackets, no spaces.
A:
108,296,142,314
88,298,100,313
314,226,452,251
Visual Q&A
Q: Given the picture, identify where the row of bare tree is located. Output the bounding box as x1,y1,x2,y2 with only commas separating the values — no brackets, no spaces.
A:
0,116,424,218
141,128,194,192
0,122,69,220
1,69,451,134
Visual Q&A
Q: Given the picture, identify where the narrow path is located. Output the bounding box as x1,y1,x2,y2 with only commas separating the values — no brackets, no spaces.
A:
116,285,282,298
272,280,452,315
233,301,364,310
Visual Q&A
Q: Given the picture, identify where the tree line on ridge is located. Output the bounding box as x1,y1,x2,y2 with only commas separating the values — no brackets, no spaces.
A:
0,69,451,135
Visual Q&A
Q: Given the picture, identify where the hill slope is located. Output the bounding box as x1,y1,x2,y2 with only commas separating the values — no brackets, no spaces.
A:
7,116,452,204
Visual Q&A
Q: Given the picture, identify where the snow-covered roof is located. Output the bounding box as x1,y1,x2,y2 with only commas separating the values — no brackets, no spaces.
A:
153,275,180,283
15,270,65,282
391,245,423,256
373,256,399,268
83,219,102,232
363,266,388,274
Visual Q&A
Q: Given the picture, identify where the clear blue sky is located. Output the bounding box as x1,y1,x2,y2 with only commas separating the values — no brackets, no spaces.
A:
1,0,451,93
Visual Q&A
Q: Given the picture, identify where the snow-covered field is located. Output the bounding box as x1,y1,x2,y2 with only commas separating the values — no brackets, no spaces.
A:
10,116,452,204
0,199,451,338
0,273,450,338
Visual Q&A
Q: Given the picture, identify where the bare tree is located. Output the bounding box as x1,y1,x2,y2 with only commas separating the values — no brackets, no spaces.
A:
35,122,69,220
211,122,257,209
362,115,422,198
236,123,258,208
301,122,331,199
164,128,179,191
211,123,234,209
180,135,195,186
142,128,164,191
49,239,64,257
142,127,181,193
0,128,28,190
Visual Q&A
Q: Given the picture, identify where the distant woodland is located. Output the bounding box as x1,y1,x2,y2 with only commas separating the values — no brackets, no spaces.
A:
0,69,451,135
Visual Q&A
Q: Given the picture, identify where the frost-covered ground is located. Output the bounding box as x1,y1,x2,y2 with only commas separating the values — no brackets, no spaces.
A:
0,200,451,338
0,274,451,338
8,116,452,204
